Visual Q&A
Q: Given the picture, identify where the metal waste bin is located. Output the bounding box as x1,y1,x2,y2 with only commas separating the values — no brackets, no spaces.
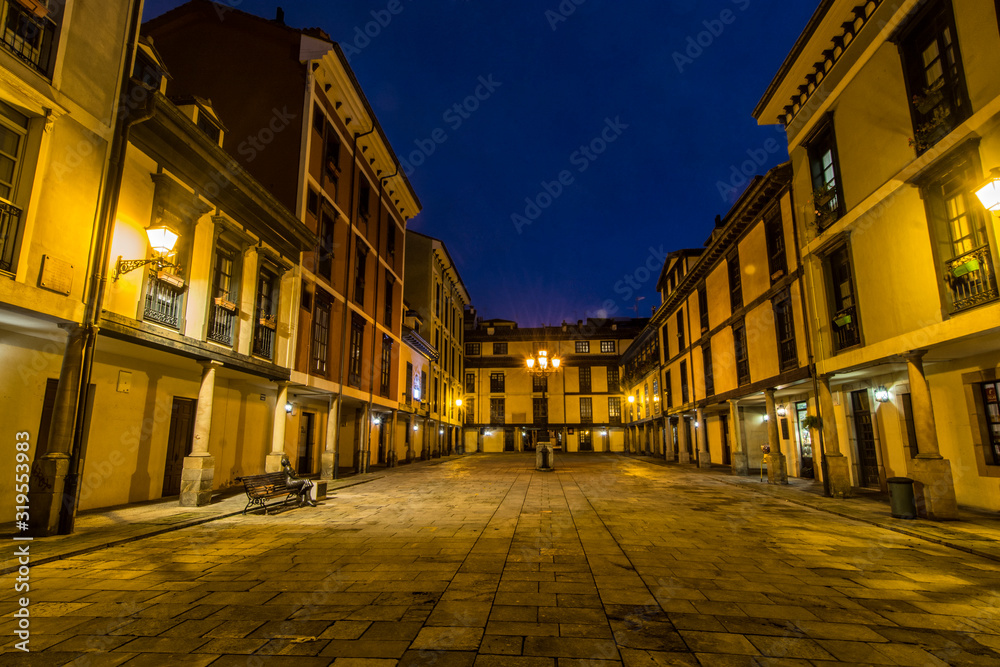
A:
887,477,916,519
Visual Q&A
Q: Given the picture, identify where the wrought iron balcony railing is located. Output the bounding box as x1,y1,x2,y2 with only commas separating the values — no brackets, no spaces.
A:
832,305,861,351
253,316,275,360
1,1,58,76
207,301,237,346
0,196,23,274
945,245,999,313
144,275,184,329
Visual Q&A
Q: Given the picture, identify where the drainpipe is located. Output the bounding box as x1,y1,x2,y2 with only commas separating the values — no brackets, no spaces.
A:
60,0,150,535
334,122,376,477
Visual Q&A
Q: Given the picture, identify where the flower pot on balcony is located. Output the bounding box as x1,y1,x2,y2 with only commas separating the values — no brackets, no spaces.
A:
259,316,277,329
833,314,852,327
15,0,49,19
952,259,980,278
156,271,185,289
214,297,237,312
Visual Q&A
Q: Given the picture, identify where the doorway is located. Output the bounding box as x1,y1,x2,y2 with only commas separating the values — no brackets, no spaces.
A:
795,401,814,478
720,414,731,466
504,428,516,451
163,397,196,497
851,390,880,488
579,429,593,451
377,418,386,465
298,412,315,474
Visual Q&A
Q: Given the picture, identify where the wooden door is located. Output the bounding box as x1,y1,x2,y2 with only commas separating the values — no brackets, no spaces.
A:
163,397,195,497
298,412,315,474
851,390,880,488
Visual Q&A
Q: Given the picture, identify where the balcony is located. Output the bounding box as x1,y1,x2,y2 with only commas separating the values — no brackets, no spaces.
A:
253,316,275,360
144,275,184,329
1,1,58,77
0,196,23,274
945,245,999,313
207,300,237,346
832,305,861,351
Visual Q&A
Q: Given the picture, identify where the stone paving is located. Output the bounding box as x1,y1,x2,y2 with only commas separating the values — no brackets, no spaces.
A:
3,454,1000,666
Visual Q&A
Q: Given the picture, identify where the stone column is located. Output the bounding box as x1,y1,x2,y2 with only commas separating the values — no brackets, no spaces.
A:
697,407,711,468
729,399,749,475
904,351,958,519
321,395,340,480
818,375,851,497
265,382,290,472
765,389,788,484
678,416,691,464
664,418,674,461
28,325,86,536
389,410,398,466
180,360,221,506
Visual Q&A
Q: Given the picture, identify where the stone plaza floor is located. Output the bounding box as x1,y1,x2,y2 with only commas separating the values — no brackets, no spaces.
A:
3,453,1000,666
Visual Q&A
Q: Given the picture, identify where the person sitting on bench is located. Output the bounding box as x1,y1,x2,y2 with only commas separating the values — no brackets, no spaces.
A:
281,454,315,507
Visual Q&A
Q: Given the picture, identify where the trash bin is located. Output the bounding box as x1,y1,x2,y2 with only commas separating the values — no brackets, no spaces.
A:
887,477,916,519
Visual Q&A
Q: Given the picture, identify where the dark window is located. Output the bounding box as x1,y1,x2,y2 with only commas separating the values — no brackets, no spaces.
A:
490,398,505,425
922,156,998,312
323,122,340,189
311,297,331,375
677,308,686,351
384,272,394,326
306,188,320,218
734,322,750,386
419,370,426,403
251,265,278,359
405,361,413,405
318,209,335,280
698,283,709,333
387,223,396,257
600,340,615,354
196,112,221,144
348,313,364,387
680,361,689,404
207,245,237,346
607,366,619,392
608,397,622,425
901,393,919,459
807,121,844,229
774,289,797,372
533,397,547,425
493,342,507,355
899,0,971,154
828,244,861,351
131,49,161,89
465,397,474,425
0,101,27,205
664,370,673,408
728,252,743,313
433,376,439,413
981,382,1000,465
466,342,481,356
353,238,367,305
312,103,325,134
764,210,788,281
465,372,475,394
380,335,392,397
580,397,593,424
703,342,714,397
579,366,591,393
533,374,547,393
576,341,590,353
358,180,371,220
490,372,505,393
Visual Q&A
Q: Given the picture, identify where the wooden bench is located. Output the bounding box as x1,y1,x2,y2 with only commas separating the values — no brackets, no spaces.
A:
236,472,297,515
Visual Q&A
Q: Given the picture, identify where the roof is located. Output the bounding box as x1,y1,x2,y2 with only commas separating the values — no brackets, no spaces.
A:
402,327,438,361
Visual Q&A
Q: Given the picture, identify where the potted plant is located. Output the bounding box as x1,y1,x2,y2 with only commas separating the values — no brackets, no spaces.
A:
259,314,277,329
801,415,822,431
951,257,980,278
15,0,49,19
811,182,839,229
214,296,237,312
833,312,852,327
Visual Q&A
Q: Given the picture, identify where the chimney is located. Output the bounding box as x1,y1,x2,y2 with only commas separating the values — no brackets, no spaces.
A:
275,7,285,24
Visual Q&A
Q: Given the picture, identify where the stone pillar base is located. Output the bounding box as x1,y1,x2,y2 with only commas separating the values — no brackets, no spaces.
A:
536,444,555,471
825,454,852,498
27,453,72,537
320,452,336,480
678,449,691,464
265,453,284,473
911,457,958,520
766,452,788,485
180,456,215,507
732,450,749,476
698,451,712,468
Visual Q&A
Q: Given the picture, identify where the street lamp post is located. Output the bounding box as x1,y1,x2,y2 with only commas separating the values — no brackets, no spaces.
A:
526,349,561,471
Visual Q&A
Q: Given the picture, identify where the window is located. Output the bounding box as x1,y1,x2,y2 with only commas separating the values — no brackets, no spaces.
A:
922,156,998,312
533,397,547,425
680,361,689,404
764,210,787,281
348,313,364,387
703,343,714,397
608,397,622,425
580,397,593,423
607,366,619,392
899,0,970,154
490,398,505,425
698,283,709,334
311,297,331,375
664,370,673,408
0,102,27,273
384,272,394,326
465,372,475,394
579,366,591,394
252,265,279,359
652,378,661,416
493,342,507,355
325,122,341,184
387,223,396,258
435,282,441,318
600,340,615,354
380,335,392,397
465,397,475,425
728,251,743,313
2,3,60,77
773,289,797,372
490,372,505,393
980,382,1000,465
405,362,414,404
576,341,590,353
466,342,480,356
828,244,862,350
677,308,685,351
433,376,439,413
306,188,320,219
733,322,750,386
196,112,221,144
418,370,426,402
207,245,238,346
807,120,844,229
533,374,547,393
353,238,367,304
318,209,335,280
132,49,162,90
358,180,371,220
643,384,650,418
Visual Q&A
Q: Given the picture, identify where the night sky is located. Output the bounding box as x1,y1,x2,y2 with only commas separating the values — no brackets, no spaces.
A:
142,0,817,326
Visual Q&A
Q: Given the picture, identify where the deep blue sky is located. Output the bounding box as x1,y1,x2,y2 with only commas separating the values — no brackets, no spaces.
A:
143,0,816,326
